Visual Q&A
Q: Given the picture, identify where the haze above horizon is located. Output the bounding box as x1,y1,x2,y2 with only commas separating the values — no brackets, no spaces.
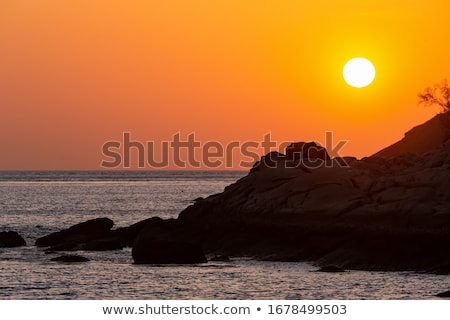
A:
1,1,449,169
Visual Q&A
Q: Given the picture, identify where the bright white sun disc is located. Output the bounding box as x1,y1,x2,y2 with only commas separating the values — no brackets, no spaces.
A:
343,57,375,88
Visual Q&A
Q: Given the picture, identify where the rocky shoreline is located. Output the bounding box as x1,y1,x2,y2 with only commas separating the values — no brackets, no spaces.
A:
175,113,450,273
2,114,450,276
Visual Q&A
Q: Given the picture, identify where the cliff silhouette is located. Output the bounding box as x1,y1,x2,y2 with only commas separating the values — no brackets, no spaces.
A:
31,112,450,272
176,113,450,272
372,112,450,158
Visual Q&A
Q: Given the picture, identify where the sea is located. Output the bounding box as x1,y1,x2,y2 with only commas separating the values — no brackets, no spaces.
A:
0,171,448,300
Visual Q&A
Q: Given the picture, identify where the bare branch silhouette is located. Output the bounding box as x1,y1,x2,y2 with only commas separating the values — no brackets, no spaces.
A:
418,79,450,113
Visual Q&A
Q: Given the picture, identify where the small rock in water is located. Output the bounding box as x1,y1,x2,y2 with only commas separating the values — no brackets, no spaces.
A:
51,255,90,263
316,265,346,273
0,231,26,248
436,290,450,298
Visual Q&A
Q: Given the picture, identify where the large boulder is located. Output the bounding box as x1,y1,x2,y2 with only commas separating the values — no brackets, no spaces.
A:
35,217,114,248
132,240,207,264
111,217,164,247
76,217,164,251
36,217,164,252
132,219,207,264
177,118,450,272
0,231,26,247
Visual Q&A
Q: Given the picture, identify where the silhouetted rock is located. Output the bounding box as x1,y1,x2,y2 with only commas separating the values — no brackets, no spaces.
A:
51,255,90,263
0,231,26,247
132,218,207,264
372,111,450,158
285,142,330,161
132,240,207,264
436,290,450,298
427,264,450,275
113,217,164,247
251,152,285,172
316,266,346,273
177,114,450,273
36,216,165,252
36,217,114,247
76,217,163,251
333,156,357,167
209,255,230,262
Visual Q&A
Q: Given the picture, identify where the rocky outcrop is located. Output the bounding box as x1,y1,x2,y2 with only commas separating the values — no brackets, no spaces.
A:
436,290,450,298
285,142,330,161
0,231,26,247
36,217,159,252
131,218,207,264
36,217,114,248
35,216,208,263
32,113,450,273
176,116,450,273
75,217,164,251
132,240,207,264
372,111,450,158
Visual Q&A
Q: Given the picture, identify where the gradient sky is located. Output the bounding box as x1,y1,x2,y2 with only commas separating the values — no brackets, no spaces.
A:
1,1,450,169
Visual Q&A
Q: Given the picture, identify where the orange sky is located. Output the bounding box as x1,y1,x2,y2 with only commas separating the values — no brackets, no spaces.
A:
1,1,450,169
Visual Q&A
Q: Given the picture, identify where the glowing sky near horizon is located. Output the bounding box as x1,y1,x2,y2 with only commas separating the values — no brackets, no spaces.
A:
1,1,450,169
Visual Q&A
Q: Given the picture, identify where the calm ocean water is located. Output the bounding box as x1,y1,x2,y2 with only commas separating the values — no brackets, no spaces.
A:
0,171,448,299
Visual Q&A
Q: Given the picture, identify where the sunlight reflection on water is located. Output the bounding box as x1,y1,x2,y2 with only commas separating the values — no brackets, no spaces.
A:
0,249,448,299
0,171,448,299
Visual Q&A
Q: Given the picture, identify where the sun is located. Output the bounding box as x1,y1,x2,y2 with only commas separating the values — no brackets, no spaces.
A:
343,57,376,88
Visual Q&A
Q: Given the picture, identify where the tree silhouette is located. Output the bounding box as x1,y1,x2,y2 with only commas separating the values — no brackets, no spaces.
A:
418,79,450,113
